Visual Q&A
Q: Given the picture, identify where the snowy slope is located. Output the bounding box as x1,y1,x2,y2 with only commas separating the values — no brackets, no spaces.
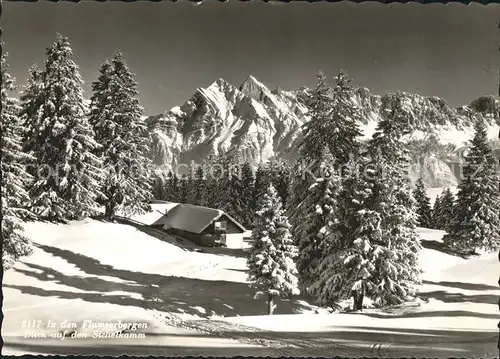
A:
222,228,499,358
1,217,271,356
3,210,498,357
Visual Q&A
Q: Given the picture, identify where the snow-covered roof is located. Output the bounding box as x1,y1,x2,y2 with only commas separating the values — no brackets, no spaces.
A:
152,204,246,234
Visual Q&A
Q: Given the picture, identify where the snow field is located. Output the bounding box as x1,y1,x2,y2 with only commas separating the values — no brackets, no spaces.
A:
2,200,499,357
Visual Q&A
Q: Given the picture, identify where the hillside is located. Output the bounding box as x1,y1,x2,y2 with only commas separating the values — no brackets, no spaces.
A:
2,202,498,357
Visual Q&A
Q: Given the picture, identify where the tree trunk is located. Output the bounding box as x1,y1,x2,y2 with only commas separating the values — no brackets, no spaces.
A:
267,294,276,315
352,292,364,311
105,203,115,220
352,283,365,311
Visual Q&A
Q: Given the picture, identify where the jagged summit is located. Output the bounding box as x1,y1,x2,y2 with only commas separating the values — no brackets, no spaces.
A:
239,75,269,91
239,75,273,101
209,77,234,90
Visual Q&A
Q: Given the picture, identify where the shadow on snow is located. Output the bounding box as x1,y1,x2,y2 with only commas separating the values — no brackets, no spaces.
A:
6,243,313,318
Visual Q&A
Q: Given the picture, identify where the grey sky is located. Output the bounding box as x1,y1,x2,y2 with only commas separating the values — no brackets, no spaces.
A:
2,1,499,115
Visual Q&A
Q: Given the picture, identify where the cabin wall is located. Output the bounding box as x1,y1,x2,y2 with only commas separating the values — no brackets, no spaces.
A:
166,228,223,247
203,222,216,235
222,215,244,234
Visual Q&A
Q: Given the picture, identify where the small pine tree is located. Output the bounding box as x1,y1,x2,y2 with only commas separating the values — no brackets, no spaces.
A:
288,72,333,225
192,166,206,206
240,161,256,228
247,184,300,315
413,177,433,228
288,72,333,291
364,96,422,307
89,52,152,217
438,188,455,232
264,158,291,207
178,174,188,203
443,120,500,253
253,164,270,204
152,173,164,200
203,177,220,208
218,164,247,225
292,148,341,291
164,171,179,202
1,52,34,269
274,164,291,208
432,193,442,229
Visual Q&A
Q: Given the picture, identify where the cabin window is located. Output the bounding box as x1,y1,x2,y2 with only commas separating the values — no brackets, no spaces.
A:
214,221,227,231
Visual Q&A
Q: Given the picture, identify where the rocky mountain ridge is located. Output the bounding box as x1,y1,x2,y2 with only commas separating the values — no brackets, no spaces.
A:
146,75,500,187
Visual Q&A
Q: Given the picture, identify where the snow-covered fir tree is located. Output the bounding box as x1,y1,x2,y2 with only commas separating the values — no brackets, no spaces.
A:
164,171,179,202
324,70,363,165
437,188,455,232
443,120,500,252
287,72,331,206
413,177,433,228
288,72,334,290
288,70,363,293
89,51,152,217
247,184,299,315
20,34,103,221
300,148,350,305
178,174,189,203
275,165,291,208
1,52,34,269
361,97,423,307
203,152,230,209
313,96,422,311
152,172,166,200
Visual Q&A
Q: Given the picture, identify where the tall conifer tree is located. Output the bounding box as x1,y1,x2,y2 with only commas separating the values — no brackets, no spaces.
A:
89,52,152,217
443,120,500,252
20,34,103,221
1,52,34,268
413,177,433,228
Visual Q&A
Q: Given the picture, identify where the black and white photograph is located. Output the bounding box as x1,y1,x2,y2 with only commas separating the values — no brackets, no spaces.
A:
1,1,499,357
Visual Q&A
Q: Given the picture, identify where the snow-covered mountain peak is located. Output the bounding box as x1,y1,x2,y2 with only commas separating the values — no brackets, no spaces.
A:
208,78,235,92
147,77,499,187
239,75,274,102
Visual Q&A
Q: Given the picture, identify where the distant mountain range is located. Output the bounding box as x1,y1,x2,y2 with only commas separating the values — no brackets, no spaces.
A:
145,75,500,188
